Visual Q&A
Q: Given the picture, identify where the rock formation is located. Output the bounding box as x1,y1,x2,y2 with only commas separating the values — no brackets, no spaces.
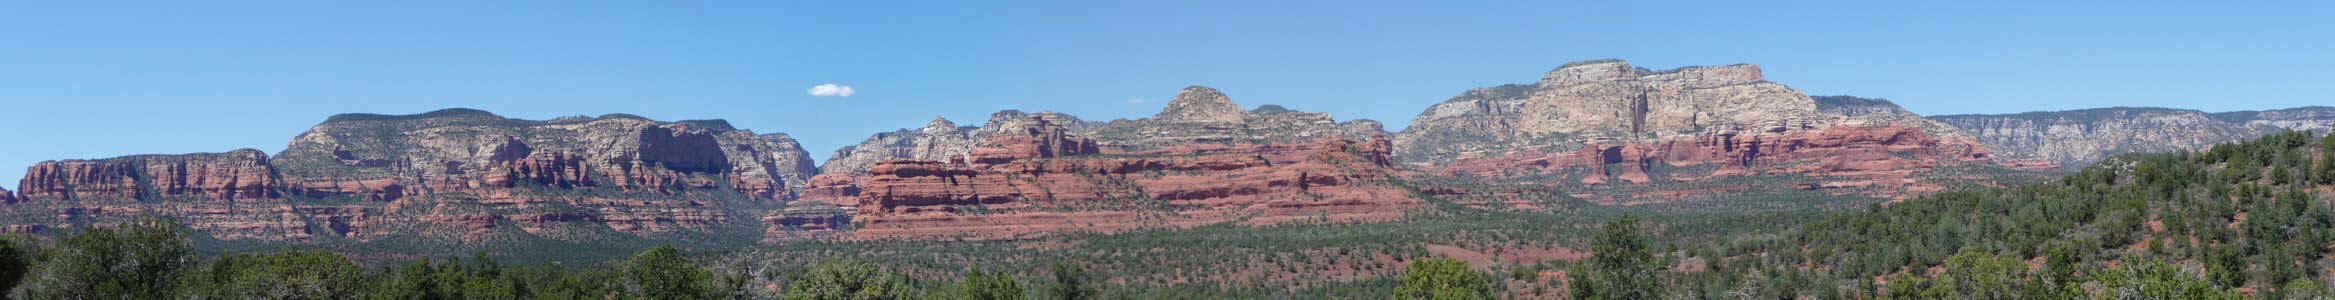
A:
1,108,819,244
776,109,1416,241
819,86,1381,176
1084,86,1385,150
2212,106,2335,133
8,59,2325,248
1395,60,2005,202
821,111,1103,176
1931,106,2335,169
274,109,814,201
14,149,278,203
820,116,984,176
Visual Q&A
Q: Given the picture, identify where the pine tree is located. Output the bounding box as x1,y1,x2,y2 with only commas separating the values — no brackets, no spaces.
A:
1042,262,1096,300
1572,215,1660,300
1394,258,1493,300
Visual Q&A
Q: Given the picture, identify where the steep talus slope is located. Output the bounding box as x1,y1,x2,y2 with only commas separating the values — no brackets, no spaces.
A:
1,108,819,245
1930,106,2335,170
1397,59,2007,203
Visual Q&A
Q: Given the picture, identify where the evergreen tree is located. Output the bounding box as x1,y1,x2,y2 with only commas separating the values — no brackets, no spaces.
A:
783,259,920,300
17,217,193,300
1393,258,1493,300
1041,262,1096,300
0,236,28,296
625,245,721,300
1572,215,1660,300
178,250,365,299
944,267,1023,300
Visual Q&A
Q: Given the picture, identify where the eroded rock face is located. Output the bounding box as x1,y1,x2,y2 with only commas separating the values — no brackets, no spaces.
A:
2214,106,2335,133
965,116,1101,166
2,108,818,244
1396,60,2009,203
820,116,985,176
1085,86,1384,150
777,113,1416,241
1436,126,1991,203
15,149,278,202
818,86,1382,176
1395,60,1865,163
1522,60,1820,138
1931,106,2335,169
276,110,812,201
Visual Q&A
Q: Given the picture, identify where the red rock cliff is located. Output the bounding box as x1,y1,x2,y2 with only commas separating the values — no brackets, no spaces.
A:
2,109,820,245
15,149,278,202
785,114,1417,241
1436,125,1994,204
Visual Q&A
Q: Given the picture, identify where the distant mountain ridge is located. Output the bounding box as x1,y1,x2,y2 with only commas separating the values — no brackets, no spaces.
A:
1931,106,2335,169
2,59,2328,250
4,109,818,247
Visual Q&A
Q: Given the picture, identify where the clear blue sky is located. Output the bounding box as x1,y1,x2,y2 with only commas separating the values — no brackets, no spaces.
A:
3,1,2330,185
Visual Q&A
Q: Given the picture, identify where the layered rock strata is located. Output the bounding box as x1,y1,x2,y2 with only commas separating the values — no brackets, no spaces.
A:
1396,60,2007,202
778,114,1416,241
14,149,278,202
1933,106,2335,169
1085,86,1384,150
1,109,820,244
820,86,1383,176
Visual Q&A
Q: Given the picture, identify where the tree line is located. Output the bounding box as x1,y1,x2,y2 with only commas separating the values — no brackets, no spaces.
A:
1540,130,2335,299
0,217,1114,299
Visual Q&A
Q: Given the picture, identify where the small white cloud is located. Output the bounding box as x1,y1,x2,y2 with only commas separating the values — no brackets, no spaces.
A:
807,83,856,97
1126,98,1146,104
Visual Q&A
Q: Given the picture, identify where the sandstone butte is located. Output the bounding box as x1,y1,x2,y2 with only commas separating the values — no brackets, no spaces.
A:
2,109,818,244
1390,59,2009,205
18,59,2325,245
768,114,1414,241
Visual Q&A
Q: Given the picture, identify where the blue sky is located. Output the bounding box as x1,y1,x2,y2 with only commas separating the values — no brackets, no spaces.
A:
2,1,2330,185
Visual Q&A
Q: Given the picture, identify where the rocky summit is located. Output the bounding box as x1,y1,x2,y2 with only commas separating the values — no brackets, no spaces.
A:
820,86,1381,176
1085,86,1385,150
2,59,2327,250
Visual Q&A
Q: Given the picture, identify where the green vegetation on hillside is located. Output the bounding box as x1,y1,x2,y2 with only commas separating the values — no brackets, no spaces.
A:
0,218,751,299
1647,130,2335,298
15,127,2321,299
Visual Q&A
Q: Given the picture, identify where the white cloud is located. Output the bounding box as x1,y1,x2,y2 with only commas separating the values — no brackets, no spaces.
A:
1126,98,1146,103
807,83,856,97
